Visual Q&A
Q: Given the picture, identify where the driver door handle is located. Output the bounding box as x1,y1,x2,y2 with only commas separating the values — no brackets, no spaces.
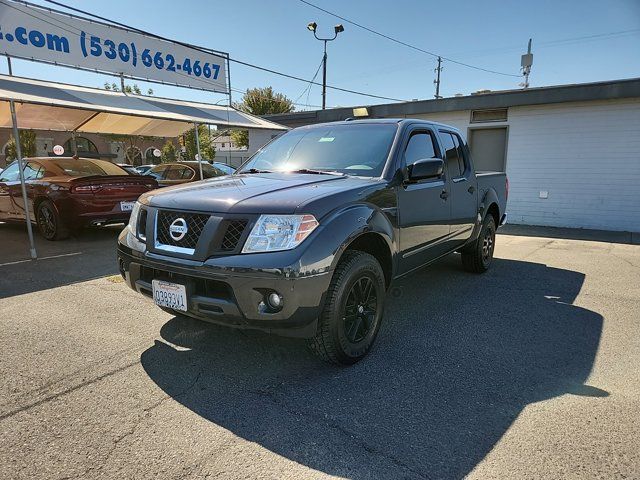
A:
440,190,449,200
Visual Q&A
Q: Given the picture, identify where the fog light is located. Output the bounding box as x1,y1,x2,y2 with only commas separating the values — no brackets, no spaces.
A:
267,292,283,310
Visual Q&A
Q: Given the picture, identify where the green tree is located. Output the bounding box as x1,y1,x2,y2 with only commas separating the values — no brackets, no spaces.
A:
5,129,37,161
103,82,153,95
161,140,177,163
230,87,293,150
233,86,294,115
230,129,249,149
182,125,216,161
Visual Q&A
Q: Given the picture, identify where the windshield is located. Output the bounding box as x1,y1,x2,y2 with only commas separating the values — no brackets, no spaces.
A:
239,123,397,177
50,159,129,177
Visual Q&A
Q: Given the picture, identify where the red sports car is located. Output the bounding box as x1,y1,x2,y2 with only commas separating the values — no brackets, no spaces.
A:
0,157,158,240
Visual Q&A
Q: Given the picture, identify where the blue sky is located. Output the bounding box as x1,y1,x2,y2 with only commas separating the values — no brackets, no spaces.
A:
5,0,640,110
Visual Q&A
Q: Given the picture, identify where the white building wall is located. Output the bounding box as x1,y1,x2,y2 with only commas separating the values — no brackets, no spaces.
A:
404,99,640,232
507,99,640,232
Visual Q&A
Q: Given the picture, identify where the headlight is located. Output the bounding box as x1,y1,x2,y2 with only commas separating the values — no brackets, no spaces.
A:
127,201,141,237
242,214,319,253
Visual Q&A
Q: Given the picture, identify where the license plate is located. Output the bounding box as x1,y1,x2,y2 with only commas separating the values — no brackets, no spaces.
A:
120,201,135,212
152,280,188,312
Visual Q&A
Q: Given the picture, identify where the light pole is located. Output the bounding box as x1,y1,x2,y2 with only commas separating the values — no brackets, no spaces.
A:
307,22,344,110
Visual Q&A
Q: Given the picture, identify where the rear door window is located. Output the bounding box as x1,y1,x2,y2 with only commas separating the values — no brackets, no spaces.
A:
440,132,463,178
146,164,170,180
24,162,44,180
451,133,468,176
165,165,193,181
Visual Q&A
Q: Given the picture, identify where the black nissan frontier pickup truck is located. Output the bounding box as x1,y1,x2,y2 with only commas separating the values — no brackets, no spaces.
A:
118,119,507,364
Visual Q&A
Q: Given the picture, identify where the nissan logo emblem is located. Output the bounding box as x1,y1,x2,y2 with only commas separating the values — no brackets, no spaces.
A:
169,218,188,241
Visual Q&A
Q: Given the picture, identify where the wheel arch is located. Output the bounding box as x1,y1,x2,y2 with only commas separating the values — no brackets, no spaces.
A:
323,205,396,289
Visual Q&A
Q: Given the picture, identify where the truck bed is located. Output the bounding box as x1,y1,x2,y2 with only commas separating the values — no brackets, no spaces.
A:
476,171,508,225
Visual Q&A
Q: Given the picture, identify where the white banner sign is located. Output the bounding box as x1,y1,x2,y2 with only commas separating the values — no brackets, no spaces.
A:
0,1,228,93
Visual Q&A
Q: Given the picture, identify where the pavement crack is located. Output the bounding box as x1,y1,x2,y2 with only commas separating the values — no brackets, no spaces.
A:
0,360,139,422
251,386,431,480
98,368,203,471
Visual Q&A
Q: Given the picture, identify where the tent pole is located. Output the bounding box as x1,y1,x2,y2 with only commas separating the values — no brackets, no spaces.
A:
71,130,78,157
194,123,203,180
6,56,37,260
226,55,232,106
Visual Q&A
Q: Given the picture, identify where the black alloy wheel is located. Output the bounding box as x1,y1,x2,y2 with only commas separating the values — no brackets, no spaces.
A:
37,200,69,240
308,250,386,365
343,276,378,343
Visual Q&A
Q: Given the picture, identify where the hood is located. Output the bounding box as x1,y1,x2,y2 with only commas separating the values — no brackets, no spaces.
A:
141,173,380,217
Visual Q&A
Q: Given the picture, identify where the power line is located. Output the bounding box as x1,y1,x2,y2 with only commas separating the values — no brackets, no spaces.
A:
40,0,407,103
297,0,522,78
294,56,324,105
445,28,640,59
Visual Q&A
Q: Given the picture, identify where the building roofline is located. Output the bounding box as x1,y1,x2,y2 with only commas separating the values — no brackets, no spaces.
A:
266,77,640,126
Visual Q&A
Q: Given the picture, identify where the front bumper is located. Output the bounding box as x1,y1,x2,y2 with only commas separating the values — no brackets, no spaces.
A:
117,241,331,338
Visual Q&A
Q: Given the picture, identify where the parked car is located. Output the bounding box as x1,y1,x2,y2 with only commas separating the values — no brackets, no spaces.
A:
118,119,507,364
143,161,228,187
135,164,155,175
210,161,236,175
116,164,141,175
0,157,158,240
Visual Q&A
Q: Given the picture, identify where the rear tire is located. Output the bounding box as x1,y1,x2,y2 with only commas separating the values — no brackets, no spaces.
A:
36,200,69,241
461,215,496,273
307,251,385,365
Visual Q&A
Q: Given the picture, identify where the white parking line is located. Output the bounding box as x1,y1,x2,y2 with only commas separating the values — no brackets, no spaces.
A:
0,251,83,267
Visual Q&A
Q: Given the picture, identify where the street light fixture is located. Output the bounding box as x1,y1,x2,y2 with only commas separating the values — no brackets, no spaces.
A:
307,22,344,109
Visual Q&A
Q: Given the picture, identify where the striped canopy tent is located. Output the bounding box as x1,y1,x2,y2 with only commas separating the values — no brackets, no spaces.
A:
0,73,287,259
0,74,286,136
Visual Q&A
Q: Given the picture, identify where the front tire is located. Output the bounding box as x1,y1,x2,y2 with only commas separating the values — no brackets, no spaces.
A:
307,251,385,365
461,215,496,273
36,200,69,241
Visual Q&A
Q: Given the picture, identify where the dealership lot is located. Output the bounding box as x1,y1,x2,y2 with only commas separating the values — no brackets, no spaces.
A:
1,224,639,479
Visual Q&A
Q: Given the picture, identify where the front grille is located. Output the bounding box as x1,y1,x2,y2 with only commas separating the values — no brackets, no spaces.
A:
220,220,248,251
156,210,210,249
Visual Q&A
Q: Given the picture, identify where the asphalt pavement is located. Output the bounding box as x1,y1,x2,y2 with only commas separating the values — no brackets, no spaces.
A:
1,222,638,479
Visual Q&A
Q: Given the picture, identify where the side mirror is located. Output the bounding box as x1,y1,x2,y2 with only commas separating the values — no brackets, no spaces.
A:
407,158,444,181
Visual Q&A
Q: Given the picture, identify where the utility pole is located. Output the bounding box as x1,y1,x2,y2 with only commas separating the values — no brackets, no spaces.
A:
521,39,533,89
434,56,443,99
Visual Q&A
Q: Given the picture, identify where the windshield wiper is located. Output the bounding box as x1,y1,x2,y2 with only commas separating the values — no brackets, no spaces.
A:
289,168,344,176
240,168,272,174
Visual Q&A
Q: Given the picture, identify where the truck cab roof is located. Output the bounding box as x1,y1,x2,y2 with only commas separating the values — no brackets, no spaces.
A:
303,118,463,134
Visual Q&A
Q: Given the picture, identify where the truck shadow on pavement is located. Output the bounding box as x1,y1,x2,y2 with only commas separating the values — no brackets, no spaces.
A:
141,255,604,479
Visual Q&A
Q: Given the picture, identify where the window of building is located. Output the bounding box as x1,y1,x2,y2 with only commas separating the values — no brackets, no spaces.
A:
63,137,99,155
403,132,437,168
470,108,508,123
